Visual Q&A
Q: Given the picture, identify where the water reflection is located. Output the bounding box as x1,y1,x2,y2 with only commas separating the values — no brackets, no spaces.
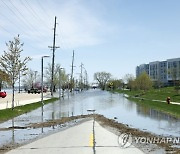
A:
0,89,179,149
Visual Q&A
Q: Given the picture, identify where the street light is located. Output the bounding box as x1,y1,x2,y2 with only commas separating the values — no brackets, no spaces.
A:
59,68,64,99
34,71,38,86
41,56,50,105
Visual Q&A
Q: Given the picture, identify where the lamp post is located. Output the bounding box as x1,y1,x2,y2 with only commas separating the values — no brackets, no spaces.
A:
41,56,50,105
59,68,64,99
34,71,38,86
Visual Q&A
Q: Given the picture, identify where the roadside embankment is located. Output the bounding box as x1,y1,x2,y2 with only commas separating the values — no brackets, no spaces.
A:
0,97,58,122
114,88,180,118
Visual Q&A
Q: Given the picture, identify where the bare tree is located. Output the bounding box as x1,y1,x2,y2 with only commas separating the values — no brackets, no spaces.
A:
0,35,31,109
94,72,111,90
123,74,135,90
45,63,67,91
22,69,39,90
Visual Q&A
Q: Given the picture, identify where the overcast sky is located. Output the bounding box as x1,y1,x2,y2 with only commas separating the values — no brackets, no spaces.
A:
0,0,180,82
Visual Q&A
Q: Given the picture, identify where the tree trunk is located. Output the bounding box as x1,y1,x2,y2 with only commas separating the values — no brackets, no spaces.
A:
12,82,15,110
0,80,2,91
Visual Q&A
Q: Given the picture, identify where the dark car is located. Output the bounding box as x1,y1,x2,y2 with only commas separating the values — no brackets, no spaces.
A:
27,88,41,94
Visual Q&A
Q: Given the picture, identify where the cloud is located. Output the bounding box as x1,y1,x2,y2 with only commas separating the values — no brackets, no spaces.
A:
0,0,116,54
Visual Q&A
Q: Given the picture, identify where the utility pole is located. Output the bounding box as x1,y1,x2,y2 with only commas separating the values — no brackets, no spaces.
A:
70,50,75,93
34,71,38,86
80,63,84,91
48,16,59,97
84,69,88,89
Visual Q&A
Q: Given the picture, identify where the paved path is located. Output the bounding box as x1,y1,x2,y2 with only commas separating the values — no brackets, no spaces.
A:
6,120,144,154
0,92,51,110
124,94,180,105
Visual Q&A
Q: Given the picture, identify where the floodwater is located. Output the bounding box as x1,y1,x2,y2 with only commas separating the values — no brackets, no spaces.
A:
0,89,179,148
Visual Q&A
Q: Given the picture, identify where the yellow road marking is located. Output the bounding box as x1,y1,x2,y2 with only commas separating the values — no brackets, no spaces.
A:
89,133,94,147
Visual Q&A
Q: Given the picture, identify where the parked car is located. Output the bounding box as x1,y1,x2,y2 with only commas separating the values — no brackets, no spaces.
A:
43,88,47,93
27,88,41,94
0,91,7,98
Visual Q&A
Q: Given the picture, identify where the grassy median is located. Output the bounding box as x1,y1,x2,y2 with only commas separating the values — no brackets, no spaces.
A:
0,98,59,122
114,87,180,118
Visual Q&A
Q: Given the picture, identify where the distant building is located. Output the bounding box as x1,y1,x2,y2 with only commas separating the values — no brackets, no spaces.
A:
136,58,180,86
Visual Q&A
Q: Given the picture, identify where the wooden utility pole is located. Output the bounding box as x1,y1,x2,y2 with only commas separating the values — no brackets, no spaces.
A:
48,16,59,97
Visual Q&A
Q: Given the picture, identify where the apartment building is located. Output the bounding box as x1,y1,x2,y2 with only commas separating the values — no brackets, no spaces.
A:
136,58,180,85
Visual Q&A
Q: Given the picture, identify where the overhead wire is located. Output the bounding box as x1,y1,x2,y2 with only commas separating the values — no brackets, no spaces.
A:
0,0,55,53
1,0,35,33
0,24,12,36
23,0,51,30
0,0,52,48
36,0,52,19
17,0,51,38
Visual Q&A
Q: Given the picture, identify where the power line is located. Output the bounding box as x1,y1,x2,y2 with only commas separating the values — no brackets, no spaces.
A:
0,24,13,36
23,0,51,30
0,0,52,45
36,0,52,19
1,0,34,32
0,11,23,35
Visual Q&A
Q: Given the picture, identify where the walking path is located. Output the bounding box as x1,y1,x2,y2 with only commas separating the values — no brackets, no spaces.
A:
124,94,180,105
0,92,51,110
6,120,144,154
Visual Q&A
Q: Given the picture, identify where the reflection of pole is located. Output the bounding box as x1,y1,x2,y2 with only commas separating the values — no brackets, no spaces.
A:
59,69,61,99
18,71,21,93
41,105,44,133
12,118,15,144
59,68,64,99
70,50,75,93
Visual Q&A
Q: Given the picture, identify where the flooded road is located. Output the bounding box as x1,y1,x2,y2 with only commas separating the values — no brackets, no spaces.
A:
0,89,179,148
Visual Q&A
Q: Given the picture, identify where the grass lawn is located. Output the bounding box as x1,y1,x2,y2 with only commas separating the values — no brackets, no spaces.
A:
114,87,180,118
115,87,180,102
0,98,59,122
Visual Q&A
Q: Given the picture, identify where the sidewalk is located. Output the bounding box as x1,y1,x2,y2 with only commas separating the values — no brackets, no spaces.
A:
0,92,51,110
124,94,180,105
6,120,144,154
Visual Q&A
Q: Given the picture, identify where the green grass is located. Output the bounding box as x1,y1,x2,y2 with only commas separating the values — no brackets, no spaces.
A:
0,98,59,122
114,87,180,118
129,97,180,118
115,87,180,102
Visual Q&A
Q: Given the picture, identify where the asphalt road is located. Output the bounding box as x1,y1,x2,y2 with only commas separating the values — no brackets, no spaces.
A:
7,119,144,154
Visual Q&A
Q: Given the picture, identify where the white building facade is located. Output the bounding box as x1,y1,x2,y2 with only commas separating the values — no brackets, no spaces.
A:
136,58,180,85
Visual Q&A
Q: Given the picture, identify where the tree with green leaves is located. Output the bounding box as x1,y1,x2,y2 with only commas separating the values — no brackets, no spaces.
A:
94,72,111,90
0,35,31,109
0,70,10,91
135,72,152,91
107,79,123,90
